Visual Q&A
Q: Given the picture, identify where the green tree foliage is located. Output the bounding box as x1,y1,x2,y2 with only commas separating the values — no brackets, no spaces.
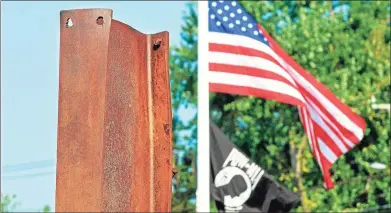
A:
1,193,51,212
41,205,51,212
170,1,390,212
1,194,19,212
170,2,198,212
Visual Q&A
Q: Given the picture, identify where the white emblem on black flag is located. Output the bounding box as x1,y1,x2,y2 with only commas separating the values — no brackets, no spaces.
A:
214,148,265,211
210,121,300,213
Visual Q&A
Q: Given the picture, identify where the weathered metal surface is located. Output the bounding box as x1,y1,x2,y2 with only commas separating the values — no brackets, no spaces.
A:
56,9,172,212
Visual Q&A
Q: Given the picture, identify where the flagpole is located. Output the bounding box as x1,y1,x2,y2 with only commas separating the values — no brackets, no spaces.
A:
196,1,210,212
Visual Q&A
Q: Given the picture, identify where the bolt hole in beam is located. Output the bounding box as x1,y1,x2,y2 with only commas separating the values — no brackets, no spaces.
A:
96,16,104,25
153,39,162,51
65,18,73,28
172,168,178,178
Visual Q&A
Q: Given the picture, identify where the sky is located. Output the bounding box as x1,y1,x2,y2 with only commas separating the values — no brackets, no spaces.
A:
1,1,194,211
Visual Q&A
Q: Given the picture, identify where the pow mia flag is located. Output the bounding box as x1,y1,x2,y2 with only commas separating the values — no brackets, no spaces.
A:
210,121,300,212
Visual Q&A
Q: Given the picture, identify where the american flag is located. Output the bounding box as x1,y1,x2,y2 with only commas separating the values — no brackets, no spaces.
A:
207,0,367,189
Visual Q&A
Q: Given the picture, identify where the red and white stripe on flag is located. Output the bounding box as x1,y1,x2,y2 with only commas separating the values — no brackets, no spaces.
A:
207,1,366,189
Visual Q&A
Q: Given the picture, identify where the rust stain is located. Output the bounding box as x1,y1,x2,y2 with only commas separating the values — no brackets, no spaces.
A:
164,124,170,135
56,9,172,212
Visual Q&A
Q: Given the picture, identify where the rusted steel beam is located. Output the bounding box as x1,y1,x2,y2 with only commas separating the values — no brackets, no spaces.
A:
56,9,172,212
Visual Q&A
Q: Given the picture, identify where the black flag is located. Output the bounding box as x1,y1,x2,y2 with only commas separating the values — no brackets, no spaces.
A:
210,121,300,212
